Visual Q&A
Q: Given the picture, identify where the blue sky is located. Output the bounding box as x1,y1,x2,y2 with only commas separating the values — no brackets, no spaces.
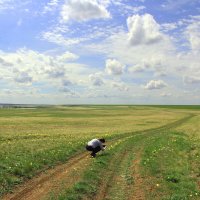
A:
0,0,200,104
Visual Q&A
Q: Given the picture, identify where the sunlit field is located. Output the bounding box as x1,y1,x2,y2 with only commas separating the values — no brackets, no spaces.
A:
0,105,200,199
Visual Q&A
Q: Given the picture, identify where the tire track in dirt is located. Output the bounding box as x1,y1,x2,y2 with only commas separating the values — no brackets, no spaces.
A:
94,150,129,200
129,148,145,200
93,140,145,200
2,114,194,200
2,153,89,200
93,114,195,200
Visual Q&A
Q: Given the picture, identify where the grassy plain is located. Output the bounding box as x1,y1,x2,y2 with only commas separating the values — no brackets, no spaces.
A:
0,105,200,199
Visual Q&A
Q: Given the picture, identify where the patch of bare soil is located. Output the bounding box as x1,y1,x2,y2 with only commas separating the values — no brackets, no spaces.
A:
129,149,145,200
2,152,90,200
92,148,146,200
93,150,128,200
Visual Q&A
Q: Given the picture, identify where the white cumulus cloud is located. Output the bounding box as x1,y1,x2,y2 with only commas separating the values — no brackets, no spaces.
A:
57,51,79,62
127,14,163,45
105,59,125,75
61,0,110,22
144,80,167,90
185,20,200,52
0,48,85,89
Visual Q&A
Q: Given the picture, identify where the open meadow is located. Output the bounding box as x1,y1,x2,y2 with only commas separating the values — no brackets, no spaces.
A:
0,105,200,200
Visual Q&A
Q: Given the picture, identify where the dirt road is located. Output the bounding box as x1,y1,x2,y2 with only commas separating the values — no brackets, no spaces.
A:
2,115,194,200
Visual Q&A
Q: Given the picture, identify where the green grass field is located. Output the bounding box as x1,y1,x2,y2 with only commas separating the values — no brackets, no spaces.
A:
0,105,200,199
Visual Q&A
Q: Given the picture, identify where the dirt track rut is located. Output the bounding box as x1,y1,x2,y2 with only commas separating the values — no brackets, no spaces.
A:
3,153,89,200
92,114,195,200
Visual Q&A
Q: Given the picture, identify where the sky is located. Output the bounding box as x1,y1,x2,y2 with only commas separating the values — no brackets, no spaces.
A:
0,0,200,105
